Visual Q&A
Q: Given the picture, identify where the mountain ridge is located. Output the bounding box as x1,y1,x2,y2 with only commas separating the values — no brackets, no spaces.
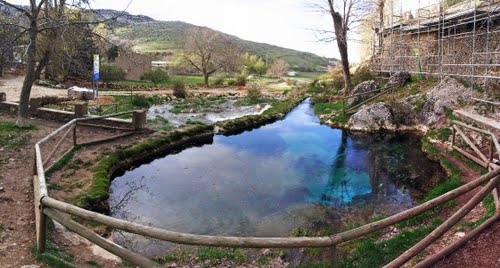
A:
98,9,338,71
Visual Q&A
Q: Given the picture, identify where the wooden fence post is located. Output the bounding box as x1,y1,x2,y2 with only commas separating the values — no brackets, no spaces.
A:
74,103,88,118
133,110,147,131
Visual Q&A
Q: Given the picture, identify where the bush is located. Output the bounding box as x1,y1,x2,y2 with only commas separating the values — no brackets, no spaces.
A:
246,86,262,101
234,75,247,86
131,95,150,108
213,76,225,86
140,69,169,85
100,64,126,85
173,81,187,99
286,79,297,86
227,79,236,86
352,65,374,86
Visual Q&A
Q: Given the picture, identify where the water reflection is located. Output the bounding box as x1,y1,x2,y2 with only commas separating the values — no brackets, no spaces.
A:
110,98,443,256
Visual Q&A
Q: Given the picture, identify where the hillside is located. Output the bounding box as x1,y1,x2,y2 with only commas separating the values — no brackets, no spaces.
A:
97,10,338,71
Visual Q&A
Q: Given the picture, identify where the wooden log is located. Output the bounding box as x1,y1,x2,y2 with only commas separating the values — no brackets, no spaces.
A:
43,208,158,268
33,175,47,253
37,120,77,145
347,88,392,113
42,125,75,167
453,146,489,168
40,168,500,249
454,125,488,163
452,120,494,136
73,124,77,146
35,144,48,197
414,214,498,268
78,132,135,147
76,122,133,132
383,175,500,268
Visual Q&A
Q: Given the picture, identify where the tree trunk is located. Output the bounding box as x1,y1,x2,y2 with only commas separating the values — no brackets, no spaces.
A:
330,10,351,95
203,73,209,86
34,50,50,80
16,24,38,127
0,56,4,77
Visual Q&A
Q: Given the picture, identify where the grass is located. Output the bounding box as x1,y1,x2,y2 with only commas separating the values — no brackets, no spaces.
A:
196,247,247,263
0,121,37,149
450,149,488,174
426,128,452,142
45,145,81,177
337,219,444,268
234,97,275,107
314,101,342,115
32,238,76,268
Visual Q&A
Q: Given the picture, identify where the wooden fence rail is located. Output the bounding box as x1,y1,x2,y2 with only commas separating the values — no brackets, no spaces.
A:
32,110,500,268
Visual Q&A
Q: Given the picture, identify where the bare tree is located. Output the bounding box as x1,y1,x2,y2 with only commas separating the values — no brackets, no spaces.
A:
267,59,289,77
313,0,373,94
0,0,127,127
182,27,241,86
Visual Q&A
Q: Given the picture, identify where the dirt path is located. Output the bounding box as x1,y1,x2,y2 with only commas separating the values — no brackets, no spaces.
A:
0,76,68,102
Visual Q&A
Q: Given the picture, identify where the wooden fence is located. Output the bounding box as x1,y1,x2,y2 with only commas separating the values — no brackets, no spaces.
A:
33,112,500,268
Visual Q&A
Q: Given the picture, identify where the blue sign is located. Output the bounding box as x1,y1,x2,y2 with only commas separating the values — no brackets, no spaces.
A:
93,55,100,81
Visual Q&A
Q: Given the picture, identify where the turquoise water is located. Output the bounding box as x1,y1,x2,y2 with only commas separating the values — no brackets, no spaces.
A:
110,98,443,256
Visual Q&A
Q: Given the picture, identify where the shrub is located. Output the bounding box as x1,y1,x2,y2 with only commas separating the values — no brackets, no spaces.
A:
131,95,150,108
227,79,236,86
213,76,225,86
286,79,297,86
352,65,374,86
140,69,169,85
100,64,126,85
173,81,187,99
246,86,262,101
234,75,247,86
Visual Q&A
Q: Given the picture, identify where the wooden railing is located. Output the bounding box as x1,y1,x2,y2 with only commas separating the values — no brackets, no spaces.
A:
341,85,398,115
33,114,500,268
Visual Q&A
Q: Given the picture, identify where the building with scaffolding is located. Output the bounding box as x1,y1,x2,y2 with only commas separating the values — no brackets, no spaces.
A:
370,0,499,92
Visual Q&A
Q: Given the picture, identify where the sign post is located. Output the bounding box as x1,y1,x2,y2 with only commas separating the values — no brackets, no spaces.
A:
93,54,100,99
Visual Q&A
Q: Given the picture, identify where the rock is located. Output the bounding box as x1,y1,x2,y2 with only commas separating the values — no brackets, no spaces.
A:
421,78,473,124
20,265,40,268
455,232,466,238
0,186,4,192
261,248,272,256
68,86,95,100
348,80,380,107
348,103,397,131
387,71,410,88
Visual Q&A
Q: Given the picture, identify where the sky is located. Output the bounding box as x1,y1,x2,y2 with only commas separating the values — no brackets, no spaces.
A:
6,0,437,63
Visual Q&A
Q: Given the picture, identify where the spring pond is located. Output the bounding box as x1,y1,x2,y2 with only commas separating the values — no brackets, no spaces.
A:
110,98,444,256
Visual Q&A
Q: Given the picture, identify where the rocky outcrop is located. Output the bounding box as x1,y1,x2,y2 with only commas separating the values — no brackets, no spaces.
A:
421,78,473,124
348,80,380,107
348,103,397,131
347,78,474,132
387,71,410,88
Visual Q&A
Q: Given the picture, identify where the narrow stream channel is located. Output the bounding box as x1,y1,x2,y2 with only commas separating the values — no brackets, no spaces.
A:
110,98,444,256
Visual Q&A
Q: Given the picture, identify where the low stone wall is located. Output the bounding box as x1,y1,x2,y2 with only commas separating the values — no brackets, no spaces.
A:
0,92,134,128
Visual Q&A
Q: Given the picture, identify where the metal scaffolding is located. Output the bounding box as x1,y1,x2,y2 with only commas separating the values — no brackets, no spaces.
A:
370,0,500,92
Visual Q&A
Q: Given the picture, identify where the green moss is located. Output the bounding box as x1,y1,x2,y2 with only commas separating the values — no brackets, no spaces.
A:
45,145,82,177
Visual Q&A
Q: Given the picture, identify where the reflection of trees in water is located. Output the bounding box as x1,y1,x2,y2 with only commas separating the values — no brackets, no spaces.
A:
111,176,150,221
322,130,350,206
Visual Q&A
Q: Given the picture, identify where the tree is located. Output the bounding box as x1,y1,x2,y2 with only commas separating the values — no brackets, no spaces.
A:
182,27,241,86
314,0,373,95
267,59,289,77
0,7,22,77
0,0,121,126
